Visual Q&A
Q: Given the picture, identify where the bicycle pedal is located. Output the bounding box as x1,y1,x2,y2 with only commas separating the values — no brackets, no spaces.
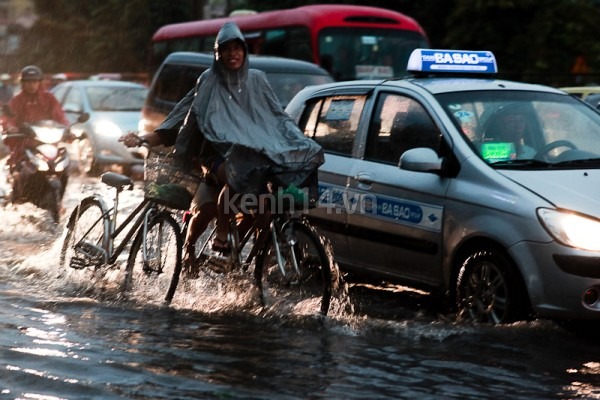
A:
75,241,106,262
69,256,88,269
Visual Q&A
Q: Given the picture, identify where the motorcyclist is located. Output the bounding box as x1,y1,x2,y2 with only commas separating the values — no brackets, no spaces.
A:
5,66,68,131
3,65,69,201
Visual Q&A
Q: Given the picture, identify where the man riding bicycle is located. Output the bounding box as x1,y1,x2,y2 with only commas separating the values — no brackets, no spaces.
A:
120,21,323,269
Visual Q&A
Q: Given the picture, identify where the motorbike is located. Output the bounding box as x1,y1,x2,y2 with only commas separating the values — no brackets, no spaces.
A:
1,105,89,222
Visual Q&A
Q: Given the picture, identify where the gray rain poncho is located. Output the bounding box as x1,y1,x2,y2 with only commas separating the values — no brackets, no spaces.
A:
157,22,324,195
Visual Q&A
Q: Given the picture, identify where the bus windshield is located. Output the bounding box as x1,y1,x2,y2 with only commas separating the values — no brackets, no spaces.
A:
318,28,429,81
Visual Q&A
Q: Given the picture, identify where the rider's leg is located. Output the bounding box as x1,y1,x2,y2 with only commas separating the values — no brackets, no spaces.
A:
183,180,219,262
213,162,235,250
184,202,217,253
214,184,232,247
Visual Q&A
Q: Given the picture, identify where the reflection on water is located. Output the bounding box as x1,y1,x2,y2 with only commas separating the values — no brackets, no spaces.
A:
1,177,600,399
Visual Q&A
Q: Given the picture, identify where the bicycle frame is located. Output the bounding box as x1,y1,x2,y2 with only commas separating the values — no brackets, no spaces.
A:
170,187,333,315
70,174,161,269
106,197,154,266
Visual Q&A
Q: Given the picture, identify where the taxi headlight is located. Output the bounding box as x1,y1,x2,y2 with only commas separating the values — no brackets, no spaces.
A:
538,208,600,251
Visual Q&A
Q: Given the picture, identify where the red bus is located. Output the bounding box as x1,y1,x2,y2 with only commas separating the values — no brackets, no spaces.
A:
150,4,429,81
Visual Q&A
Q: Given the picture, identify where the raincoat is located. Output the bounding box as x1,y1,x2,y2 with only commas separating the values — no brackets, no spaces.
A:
156,22,324,194
6,89,68,128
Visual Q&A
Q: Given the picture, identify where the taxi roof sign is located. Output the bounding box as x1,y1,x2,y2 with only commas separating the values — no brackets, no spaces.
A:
407,49,498,74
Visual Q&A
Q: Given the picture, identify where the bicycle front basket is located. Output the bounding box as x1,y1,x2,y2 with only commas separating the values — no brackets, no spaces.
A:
270,164,319,210
144,148,202,210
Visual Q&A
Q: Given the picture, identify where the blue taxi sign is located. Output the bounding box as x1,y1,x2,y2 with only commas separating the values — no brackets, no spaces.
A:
407,49,498,74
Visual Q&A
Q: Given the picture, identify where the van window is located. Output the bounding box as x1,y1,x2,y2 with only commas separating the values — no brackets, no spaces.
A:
153,63,207,103
300,95,366,156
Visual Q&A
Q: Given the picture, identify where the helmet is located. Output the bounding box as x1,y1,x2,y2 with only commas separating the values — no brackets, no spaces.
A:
19,65,43,81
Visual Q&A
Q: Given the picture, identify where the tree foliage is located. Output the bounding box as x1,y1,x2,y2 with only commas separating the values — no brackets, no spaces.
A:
16,0,194,73
243,0,600,84
12,0,600,85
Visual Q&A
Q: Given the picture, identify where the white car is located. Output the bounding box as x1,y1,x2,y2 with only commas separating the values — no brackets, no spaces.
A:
52,80,149,175
286,48,600,324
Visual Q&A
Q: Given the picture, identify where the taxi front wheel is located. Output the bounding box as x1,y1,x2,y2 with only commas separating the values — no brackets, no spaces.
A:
456,247,530,324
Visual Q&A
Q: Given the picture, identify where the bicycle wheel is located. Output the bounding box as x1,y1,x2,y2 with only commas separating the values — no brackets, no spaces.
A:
124,211,183,304
60,196,110,270
255,218,332,316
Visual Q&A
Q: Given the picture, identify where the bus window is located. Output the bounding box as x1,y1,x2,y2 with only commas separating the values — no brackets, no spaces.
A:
319,28,427,81
261,28,312,62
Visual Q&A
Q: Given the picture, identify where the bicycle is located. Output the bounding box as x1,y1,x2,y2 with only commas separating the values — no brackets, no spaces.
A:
165,169,337,316
59,147,201,303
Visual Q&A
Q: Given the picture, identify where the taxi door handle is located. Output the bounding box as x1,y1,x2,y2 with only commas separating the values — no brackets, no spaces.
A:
354,173,373,189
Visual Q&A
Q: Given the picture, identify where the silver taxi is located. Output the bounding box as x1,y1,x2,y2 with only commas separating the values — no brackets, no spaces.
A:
286,49,600,324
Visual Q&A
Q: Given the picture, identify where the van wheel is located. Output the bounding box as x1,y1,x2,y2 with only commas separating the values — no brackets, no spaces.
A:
456,247,529,324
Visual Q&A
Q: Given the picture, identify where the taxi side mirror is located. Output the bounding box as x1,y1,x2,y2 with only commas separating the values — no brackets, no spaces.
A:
399,147,443,172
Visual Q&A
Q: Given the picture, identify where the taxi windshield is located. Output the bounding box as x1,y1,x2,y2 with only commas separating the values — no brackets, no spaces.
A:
436,90,600,167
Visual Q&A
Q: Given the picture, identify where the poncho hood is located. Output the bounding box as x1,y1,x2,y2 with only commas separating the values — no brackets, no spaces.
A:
213,21,249,92
162,22,324,195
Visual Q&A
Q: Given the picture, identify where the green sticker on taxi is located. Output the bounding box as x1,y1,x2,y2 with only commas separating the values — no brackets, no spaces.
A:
481,142,516,162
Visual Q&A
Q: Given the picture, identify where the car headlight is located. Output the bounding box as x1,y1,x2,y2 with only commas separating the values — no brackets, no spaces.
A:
93,120,123,137
538,208,600,251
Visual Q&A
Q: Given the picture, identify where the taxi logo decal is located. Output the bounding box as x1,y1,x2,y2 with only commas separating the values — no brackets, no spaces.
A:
407,49,498,74
317,183,443,232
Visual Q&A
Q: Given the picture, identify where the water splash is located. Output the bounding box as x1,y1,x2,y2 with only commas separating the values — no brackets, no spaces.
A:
2,175,549,340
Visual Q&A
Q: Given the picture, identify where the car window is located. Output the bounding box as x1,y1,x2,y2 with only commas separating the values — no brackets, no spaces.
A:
52,86,68,103
63,87,82,112
364,93,441,164
437,91,600,164
300,95,366,156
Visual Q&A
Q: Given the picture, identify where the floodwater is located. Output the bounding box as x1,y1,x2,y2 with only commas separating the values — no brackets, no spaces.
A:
1,174,600,400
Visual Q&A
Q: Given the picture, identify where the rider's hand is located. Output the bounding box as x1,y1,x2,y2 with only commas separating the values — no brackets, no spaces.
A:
119,131,146,148
6,126,18,134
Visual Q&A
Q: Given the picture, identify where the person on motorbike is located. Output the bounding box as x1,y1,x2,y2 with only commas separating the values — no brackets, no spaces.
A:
3,65,69,201
5,65,68,133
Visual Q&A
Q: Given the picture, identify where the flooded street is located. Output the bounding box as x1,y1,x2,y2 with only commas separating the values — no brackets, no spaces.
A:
1,174,600,399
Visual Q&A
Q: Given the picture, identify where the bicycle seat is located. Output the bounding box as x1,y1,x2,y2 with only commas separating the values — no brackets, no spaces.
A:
101,172,134,191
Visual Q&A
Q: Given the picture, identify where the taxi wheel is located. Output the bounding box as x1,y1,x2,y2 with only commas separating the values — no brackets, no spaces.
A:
456,247,529,324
